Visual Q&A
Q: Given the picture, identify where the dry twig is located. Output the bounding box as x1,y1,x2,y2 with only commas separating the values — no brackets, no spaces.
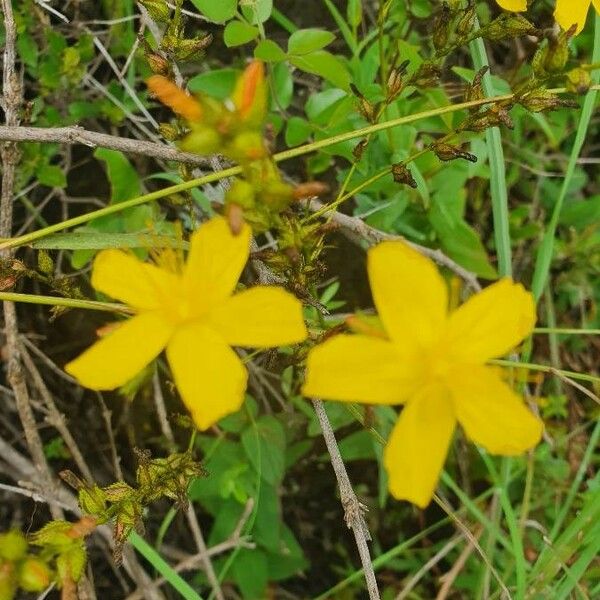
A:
312,399,381,600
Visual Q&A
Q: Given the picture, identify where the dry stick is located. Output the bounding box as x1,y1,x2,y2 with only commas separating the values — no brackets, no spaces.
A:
0,0,63,521
396,535,463,600
0,125,211,167
312,399,381,600
435,527,482,600
308,199,483,292
152,375,225,600
20,344,95,482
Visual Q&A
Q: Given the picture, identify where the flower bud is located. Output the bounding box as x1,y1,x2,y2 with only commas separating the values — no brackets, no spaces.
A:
0,531,27,561
566,67,592,94
232,61,267,127
147,76,203,122
227,131,267,162
18,558,52,592
225,179,256,210
0,562,17,600
179,125,221,156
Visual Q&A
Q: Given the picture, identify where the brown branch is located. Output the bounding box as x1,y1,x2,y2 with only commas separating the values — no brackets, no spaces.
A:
1,0,63,520
312,399,381,600
0,125,211,167
308,199,482,292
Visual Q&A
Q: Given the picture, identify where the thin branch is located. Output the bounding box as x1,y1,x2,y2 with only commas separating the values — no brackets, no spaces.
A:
1,0,62,520
312,399,381,600
308,199,482,292
0,125,211,167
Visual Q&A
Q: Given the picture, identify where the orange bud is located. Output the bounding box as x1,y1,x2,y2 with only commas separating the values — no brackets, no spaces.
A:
293,181,330,200
147,75,203,122
66,516,97,540
232,61,267,123
225,203,246,236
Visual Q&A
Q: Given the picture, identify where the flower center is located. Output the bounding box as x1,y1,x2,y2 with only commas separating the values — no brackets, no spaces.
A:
425,348,452,381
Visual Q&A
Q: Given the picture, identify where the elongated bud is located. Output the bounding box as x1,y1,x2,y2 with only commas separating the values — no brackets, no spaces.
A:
482,14,536,41
147,76,203,122
225,203,246,236
232,61,267,125
293,181,330,200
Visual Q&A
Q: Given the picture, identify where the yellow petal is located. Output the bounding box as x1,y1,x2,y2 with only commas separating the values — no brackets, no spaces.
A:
384,385,455,508
555,0,591,34
92,250,179,311
65,312,173,389
303,334,419,404
207,286,307,347
449,365,543,455
368,241,448,350
166,322,248,430
496,0,527,11
184,216,251,308
445,278,535,363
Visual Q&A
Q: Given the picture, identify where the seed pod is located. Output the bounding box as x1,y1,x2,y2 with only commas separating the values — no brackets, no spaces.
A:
432,142,477,163
392,163,418,188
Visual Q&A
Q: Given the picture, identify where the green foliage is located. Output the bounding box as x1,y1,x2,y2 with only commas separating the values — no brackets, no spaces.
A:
6,1,600,599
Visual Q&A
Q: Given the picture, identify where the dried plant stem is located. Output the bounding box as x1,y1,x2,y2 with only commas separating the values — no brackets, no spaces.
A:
1,0,62,520
308,199,482,292
152,375,225,600
0,125,212,166
312,399,381,600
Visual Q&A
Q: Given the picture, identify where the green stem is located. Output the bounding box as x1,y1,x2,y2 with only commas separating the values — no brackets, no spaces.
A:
470,31,512,277
2,85,598,252
490,359,600,385
0,292,131,313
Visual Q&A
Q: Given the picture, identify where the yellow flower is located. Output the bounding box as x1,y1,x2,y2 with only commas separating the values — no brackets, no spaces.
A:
66,216,307,430
497,0,600,34
302,241,543,508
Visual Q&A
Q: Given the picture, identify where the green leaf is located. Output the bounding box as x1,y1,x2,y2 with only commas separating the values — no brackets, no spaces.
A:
253,482,281,551
231,548,269,599
241,415,286,485
429,202,497,280
271,62,294,109
17,31,38,68
94,148,141,204
32,232,187,250
290,50,350,90
285,116,312,147
37,164,67,188
287,28,335,55
254,39,286,62
188,68,239,100
190,0,237,23
223,20,259,47
240,0,273,24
